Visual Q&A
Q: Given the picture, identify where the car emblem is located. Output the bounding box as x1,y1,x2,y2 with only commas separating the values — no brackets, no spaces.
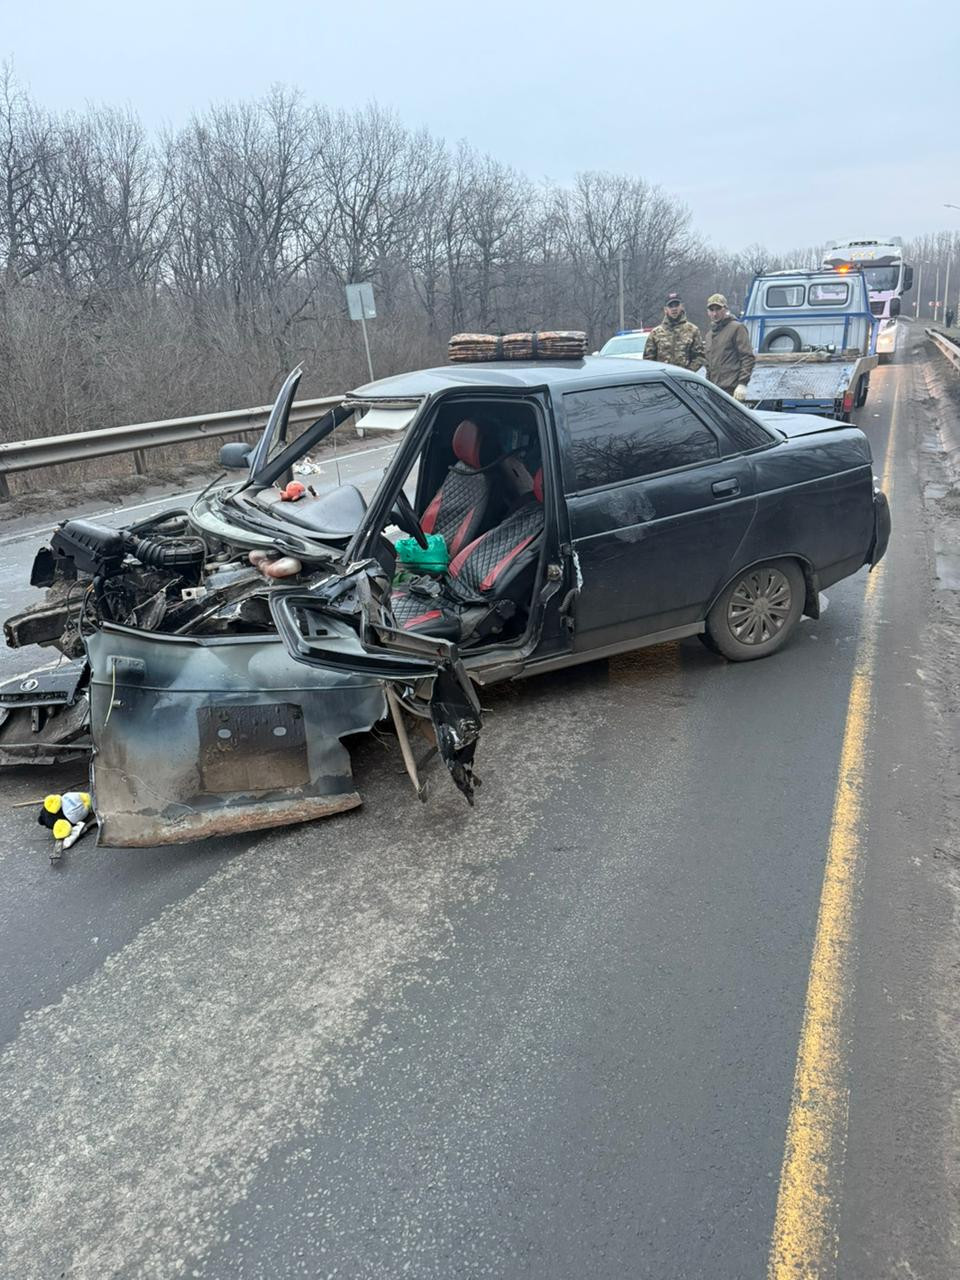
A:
20,678,39,691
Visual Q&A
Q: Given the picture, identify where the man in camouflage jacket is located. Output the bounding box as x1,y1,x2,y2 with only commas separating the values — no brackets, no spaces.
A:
704,293,756,400
642,293,706,371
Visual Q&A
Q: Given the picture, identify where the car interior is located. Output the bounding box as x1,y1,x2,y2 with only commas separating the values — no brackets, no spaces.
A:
385,400,547,648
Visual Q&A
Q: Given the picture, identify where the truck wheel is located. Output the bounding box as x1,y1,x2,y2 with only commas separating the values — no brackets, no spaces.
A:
855,374,869,408
760,327,802,354
705,560,805,661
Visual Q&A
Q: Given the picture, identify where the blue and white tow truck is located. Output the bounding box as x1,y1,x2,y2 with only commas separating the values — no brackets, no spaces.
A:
741,268,879,421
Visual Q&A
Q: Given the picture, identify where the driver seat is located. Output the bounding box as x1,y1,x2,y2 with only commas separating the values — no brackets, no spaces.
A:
419,419,500,558
391,469,545,644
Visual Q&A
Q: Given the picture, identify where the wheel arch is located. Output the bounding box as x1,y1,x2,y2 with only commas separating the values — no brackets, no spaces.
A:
706,553,820,621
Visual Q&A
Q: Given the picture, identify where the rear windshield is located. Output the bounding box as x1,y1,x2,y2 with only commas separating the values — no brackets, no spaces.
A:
809,281,850,306
765,284,805,309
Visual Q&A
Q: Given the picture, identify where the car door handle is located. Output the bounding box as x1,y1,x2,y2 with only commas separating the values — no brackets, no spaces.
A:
712,478,741,498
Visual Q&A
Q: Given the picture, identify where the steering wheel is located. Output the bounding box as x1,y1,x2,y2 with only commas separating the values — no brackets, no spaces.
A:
392,489,428,549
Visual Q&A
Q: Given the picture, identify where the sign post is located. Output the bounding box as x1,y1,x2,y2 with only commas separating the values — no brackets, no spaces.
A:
345,282,376,383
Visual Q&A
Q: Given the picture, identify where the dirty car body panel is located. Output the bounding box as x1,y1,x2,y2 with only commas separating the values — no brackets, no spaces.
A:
86,627,385,847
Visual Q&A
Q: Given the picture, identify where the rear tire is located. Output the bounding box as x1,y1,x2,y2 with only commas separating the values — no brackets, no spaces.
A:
855,374,869,408
705,559,805,661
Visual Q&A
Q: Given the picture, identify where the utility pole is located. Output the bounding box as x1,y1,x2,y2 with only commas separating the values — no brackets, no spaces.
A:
618,247,625,331
935,265,941,321
945,259,952,328
915,261,925,319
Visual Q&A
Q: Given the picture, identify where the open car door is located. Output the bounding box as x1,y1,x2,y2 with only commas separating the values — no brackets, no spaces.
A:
269,584,483,804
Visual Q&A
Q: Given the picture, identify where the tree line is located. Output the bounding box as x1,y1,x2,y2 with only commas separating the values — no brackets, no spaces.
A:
0,67,955,456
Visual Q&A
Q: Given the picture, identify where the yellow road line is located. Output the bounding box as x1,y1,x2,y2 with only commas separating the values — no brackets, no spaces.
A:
768,389,899,1278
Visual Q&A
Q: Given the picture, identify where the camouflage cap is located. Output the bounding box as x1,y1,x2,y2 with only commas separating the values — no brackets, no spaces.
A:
707,293,728,307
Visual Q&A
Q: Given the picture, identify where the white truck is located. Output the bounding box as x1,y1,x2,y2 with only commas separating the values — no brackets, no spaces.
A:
822,238,912,362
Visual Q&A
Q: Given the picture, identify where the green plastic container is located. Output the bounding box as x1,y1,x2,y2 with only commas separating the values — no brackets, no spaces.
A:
395,533,449,576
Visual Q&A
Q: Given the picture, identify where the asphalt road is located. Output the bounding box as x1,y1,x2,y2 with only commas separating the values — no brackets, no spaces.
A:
0,331,957,1278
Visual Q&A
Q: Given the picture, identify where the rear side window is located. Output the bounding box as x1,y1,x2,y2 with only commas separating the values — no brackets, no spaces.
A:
677,381,775,452
765,284,805,308
562,383,718,490
809,281,849,306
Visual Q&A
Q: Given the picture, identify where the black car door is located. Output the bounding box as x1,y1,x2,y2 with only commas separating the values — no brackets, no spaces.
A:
559,379,759,651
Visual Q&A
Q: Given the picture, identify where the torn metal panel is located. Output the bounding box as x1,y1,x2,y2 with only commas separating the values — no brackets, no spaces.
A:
0,660,91,766
269,587,484,802
0,699,90,766
86,627,385,847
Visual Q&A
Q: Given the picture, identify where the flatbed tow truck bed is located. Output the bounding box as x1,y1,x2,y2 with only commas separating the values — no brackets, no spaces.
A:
746,351,878,412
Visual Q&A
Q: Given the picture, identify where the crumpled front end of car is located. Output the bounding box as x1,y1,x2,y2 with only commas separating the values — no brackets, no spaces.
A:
87,627,385,846
1,496,387,846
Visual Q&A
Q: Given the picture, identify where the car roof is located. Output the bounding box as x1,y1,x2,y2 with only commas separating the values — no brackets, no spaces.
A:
350,356,674,399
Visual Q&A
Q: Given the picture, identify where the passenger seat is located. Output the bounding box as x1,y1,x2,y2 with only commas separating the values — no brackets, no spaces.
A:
419,419,499,558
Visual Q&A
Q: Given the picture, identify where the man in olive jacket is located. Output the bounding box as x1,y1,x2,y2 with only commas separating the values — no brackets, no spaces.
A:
643,293,706,371
704,293,755,400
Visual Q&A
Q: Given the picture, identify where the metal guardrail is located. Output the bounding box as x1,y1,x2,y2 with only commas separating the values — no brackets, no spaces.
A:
926,328,960,373
0,395,344,499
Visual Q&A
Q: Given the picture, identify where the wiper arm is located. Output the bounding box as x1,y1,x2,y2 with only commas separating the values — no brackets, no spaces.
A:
204,490,314,554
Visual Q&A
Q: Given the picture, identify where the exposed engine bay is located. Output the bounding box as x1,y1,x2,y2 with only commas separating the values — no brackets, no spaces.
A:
7,508,279,657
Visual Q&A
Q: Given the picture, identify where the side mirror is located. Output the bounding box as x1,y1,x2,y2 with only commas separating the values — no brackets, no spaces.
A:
889,297,901,317
219,441,253,469
902,266,914,293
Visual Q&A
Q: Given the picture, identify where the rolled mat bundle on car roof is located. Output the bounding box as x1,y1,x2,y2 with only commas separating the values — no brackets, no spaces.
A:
447,331,588,362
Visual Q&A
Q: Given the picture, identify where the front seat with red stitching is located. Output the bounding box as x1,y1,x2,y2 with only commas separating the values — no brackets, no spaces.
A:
391,468,545,643
418,419,499,558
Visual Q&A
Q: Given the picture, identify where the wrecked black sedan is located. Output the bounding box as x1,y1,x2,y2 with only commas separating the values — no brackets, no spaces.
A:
2,356,890,846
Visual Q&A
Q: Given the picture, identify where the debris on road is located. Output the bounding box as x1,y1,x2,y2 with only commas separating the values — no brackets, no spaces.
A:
37,790,95,861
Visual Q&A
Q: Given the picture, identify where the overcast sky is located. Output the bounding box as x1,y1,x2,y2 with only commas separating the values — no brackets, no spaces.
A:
4,0,958,251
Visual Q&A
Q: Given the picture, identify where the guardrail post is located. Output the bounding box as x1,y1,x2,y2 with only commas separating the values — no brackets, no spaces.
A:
0,472,9,500
132,449,148,475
